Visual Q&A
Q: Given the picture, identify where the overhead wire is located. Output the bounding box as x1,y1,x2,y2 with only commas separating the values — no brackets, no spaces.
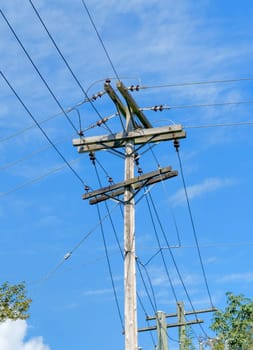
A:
135,148,210,338
140,77,253,90
0,157,81,198
91,154,160,345
27,0,113,135
136,258,157,312
80,0,120,81
90,156,124,331
0,71,86,186
146,190,210,339
0,9,80,134
174,143,214,308
29,201,121,286
184,120,253,129
143,145,182,247
140,100,253,112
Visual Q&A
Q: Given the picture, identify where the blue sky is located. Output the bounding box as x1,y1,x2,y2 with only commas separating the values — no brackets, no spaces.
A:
0,0,253,349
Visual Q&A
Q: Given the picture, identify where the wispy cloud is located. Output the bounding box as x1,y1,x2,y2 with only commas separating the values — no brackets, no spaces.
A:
170,177,236,206
83,287,114,296
218,272,253,283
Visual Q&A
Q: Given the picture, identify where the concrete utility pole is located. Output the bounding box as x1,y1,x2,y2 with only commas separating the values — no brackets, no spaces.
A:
72,80,186,350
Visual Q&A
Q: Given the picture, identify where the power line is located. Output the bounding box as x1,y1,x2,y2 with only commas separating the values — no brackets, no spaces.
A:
0,9,81,134
141,100,253,112
27,0,113,135
80,0,120,81
0,158,81,198
140,77,253,90
0,113,117,174
175,144,214,308
146,192,209,336
29,202,121,286
136,258,158,312
93,161,124,331
0,71,85,186
184,121,253,129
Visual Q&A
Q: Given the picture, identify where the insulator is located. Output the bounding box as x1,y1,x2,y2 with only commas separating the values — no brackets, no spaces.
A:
78,130,84,136
174,139,180,151
105,78,111,84
134,152,140,166
136,85,140,91
89,152,96,162
64,252,71,260
130,85,135,91
159,105,163,111
138,167,143,174
85,185,90,192
108,177,113,184
97,120,103,126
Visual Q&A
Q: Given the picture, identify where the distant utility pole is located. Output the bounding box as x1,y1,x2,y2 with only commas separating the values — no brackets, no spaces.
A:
142,304,217,350
73,80,186,350
177,302,186,349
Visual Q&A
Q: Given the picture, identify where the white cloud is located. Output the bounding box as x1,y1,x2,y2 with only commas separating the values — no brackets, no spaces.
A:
0,320,50,350
170,177,235,206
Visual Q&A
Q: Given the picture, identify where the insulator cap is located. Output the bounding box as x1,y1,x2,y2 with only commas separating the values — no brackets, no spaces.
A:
108,177,113,184
174,139,180,151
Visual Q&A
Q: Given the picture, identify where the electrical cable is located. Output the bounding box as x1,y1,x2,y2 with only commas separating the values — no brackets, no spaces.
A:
146,190,211,339
141,100,253,112
0,10,80,134
0,157,81,198
91,158,124,331
29,202,120,286
27,0,114,135
136,258,157,312
144,146,182,247
147,192,209,336
0,71,86,186
144,193,178,303
184,120,253,129
175,145,214,308
90,153,160,345
140,77,253,90
0,112,117,174
80,0,120,81
95,200,125,331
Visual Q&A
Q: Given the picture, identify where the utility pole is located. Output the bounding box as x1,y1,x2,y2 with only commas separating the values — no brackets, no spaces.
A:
72,80,186,350
143,305,217,349
123,99,137,350
156,311,169,350
177,302,186,350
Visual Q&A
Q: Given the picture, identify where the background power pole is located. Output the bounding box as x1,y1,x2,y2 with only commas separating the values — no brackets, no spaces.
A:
177,302,186,350
199,341,204,350
156,311,169,350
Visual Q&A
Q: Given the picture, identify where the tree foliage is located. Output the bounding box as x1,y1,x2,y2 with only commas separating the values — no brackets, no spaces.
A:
210,292,253,349
0,282,31,322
